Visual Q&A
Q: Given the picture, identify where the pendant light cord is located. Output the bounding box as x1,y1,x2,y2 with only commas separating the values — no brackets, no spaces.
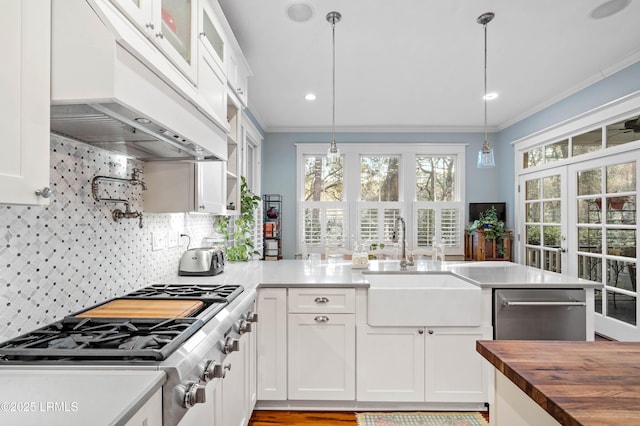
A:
483,20,489,151
331,18,336,146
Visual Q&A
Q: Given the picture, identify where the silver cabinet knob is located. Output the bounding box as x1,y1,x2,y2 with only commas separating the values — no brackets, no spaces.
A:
314,315,329,323
418,329,424,334
314,297,329,304
156,32,164,39
179,381,206,408
145,22,154,30
428,329,434,335
35,187,52,198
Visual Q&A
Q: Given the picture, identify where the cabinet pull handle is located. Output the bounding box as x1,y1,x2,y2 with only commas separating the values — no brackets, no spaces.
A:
156,32,164,39
145,22,154,30
314,316,329,323
314,297,329,303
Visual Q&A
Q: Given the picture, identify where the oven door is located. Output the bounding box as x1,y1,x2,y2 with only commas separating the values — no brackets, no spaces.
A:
494,289,587,340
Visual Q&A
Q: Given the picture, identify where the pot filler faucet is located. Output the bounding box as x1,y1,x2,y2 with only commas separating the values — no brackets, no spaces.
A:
91,168,146,228
393,217,414,270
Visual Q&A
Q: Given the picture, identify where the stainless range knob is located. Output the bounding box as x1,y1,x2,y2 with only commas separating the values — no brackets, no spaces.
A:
179,381,207,408
245,311,258,323
238,319,252,334
202,360,226,382
222,336,240,354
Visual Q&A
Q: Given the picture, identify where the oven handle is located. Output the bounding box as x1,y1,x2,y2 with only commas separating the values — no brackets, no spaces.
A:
504,301,587,307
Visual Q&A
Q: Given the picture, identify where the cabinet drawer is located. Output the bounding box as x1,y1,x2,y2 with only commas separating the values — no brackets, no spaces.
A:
288,288,355,313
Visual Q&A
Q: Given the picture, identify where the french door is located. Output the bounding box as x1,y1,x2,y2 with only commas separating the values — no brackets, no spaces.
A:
518,152,639,340
568,153,638,341
518,168,568,274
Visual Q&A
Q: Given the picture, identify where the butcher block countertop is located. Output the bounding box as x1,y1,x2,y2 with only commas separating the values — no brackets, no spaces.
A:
477,340,640,426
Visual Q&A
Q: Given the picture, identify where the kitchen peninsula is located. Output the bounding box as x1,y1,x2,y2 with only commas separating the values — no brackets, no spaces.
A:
0,259,601,425
191,259,600,415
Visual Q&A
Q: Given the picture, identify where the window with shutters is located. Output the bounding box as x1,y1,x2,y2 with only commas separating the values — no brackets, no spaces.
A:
296,143,466,256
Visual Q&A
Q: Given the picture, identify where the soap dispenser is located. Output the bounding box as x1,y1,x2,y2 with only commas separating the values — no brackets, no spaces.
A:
431,238,438,261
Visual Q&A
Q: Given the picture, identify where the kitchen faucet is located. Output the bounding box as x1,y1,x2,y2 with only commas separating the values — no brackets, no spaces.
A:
91,168,147,228
393,217,414,270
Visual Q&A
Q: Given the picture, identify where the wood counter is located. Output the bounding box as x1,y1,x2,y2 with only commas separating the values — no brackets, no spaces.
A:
477,340,640,425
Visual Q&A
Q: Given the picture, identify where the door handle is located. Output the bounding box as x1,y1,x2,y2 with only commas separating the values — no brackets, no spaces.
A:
504,301,586,307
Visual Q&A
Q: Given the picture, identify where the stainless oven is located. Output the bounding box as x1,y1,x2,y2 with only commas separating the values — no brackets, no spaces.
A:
494,289,587,340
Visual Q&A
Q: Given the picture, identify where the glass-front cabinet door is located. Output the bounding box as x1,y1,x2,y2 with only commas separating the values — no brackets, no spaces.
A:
569,154,638,340
110,0,197,82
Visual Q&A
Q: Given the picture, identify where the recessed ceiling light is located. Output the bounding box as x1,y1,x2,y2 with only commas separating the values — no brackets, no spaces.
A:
286,2,314,23
483,92,498,101
305,93,316,101
134,117,151,124
590,0,631,19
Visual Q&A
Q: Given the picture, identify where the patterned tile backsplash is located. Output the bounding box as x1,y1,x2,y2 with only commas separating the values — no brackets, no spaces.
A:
0,135,217,342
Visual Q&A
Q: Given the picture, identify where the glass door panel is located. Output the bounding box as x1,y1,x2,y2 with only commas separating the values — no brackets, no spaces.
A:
519,169,566,273
570,154,639,339
161,0,192,63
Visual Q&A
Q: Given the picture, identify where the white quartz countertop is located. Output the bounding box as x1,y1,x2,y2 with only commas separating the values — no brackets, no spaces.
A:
169,259,601,290
0,369,165,426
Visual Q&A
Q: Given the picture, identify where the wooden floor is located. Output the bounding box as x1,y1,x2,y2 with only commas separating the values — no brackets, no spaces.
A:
248,410,490,425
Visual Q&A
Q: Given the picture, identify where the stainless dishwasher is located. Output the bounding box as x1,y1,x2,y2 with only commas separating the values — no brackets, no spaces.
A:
494,289,587,340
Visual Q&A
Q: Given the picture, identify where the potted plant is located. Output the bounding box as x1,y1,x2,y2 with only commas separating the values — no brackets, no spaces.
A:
216,176,261,261
467,205,507,256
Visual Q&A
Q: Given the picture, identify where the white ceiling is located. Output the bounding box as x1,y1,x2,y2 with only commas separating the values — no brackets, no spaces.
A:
218,0,640,133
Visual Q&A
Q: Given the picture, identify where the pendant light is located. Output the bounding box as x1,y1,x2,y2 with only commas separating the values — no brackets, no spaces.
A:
477,12,495,169
326,11,341,165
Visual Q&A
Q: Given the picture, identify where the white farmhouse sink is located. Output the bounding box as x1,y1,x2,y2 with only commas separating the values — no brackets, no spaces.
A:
364,272,482,327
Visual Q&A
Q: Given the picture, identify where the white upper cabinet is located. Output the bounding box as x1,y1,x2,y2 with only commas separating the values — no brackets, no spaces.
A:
196,0,228,128
198,0,225,69
0,0,51,205
143,162,226,214
110,0,198,83
226,46,249,107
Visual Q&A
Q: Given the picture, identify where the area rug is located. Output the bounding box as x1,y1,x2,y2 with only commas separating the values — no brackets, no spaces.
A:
356,411,488,426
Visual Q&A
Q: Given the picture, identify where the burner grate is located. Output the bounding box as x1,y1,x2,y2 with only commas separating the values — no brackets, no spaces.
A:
0,317,204,361
124,284,244,303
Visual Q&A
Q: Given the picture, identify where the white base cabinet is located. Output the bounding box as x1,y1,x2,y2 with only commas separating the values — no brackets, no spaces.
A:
256,289,288,400
256,287,489,408
288,313,355,400
356,325,490,404
356,326,425,402
425,327,488,403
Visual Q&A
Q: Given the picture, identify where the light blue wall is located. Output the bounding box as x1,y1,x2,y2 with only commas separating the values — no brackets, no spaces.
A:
260,60,640,259
496,60,640,229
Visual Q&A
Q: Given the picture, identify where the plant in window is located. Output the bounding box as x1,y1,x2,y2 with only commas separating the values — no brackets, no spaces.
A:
216,176,261,261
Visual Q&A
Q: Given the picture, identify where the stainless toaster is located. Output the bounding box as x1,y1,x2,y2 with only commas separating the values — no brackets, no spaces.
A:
178,248,225,276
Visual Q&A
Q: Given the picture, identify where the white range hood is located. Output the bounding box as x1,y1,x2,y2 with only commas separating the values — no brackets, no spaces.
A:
50,0,227,162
